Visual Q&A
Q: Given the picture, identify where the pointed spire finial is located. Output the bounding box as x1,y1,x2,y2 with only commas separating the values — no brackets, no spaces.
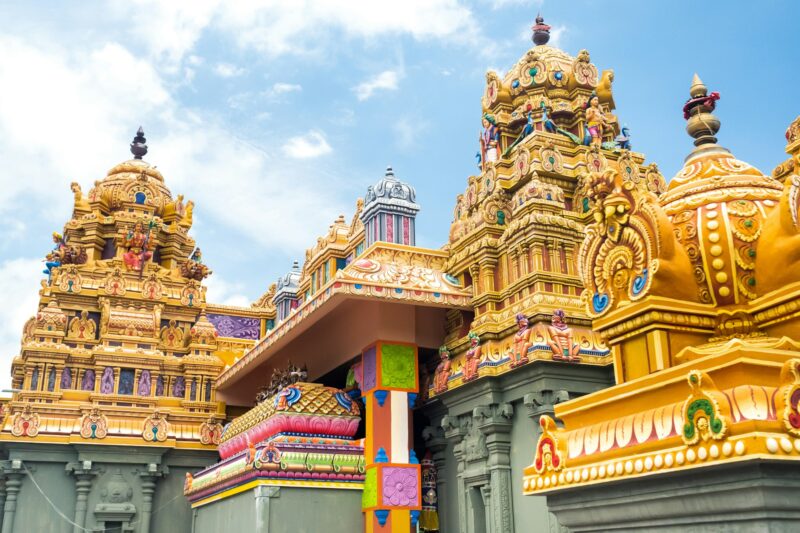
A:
532,14,551,46
682,74,723,154
292,260,300,271
130,126,148,160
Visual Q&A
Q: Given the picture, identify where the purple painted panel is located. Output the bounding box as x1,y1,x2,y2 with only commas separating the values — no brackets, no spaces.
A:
382,466,419,507
363,346,377,392
207,313,260,340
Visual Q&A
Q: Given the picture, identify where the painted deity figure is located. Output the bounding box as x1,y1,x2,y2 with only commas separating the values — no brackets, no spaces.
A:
511,313,532,367
138,369,151,397
433,345,451,394
121,222,153,271
480,114,500,169
547,309,581,362
81,369,95,391
172,376,186,398
100,366,115,394
43,232,67,278
584,93,612,148
180,247,212,281
60,367,72,390
463,332,482,382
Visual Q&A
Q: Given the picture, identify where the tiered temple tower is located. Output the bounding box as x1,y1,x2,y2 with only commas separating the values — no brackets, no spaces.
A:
0,129,275,533
522,75,800,530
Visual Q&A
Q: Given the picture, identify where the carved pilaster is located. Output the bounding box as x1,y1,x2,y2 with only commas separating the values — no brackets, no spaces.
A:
136,464,167,533
66,461,102,533
474,403,515,533
0,461,25,533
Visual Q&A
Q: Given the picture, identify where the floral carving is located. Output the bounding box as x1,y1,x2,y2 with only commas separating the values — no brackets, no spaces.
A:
143,410,169,442
200,417,224,445
79,407,109,439
777,359,800,437
382,466,419,507
11,404,40,437
532,415,565,473
681,370,729,445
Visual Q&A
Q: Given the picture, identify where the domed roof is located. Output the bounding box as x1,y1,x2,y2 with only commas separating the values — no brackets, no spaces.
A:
274,261,301,302
88,128,174,216
361,166,420,220
481,16,604,113
661,75,782,306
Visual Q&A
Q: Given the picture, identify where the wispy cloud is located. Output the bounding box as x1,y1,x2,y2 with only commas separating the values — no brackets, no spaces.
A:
281,130,333,159
393,116,429,150
213,62,246,77
268,82,302,96
0,258,43,388
353,70,400,101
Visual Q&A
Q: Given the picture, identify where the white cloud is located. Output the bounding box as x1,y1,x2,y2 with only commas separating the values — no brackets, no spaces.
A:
270,82,302,95
393,116,429,150
204,274,251,307
115,0,481,63
213,62,247,77
353,70,401,101
0,258,43,388
549,25,567,48
281,130,333,159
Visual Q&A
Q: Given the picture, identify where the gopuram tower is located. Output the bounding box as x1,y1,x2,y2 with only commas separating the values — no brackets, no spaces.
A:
0,129,275,533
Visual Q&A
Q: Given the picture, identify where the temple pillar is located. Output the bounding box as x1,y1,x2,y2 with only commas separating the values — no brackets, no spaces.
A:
442,415,469,533
360,341,421,533
474,403,515,533
0,462,25,533
138,463,166,533
523,390,570,423
66,461,101,533
254,486,280,532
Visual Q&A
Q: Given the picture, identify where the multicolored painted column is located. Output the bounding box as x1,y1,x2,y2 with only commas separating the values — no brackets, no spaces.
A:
360,341,421,533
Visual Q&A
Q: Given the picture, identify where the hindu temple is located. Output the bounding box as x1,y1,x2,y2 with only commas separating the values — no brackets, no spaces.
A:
1,13,799,533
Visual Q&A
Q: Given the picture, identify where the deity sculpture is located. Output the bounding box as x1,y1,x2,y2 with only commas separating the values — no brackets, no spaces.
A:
511,313,532,367
180,247,212,281
43,232,67,278
100,367,115,394
121,222,154,271
60,367,72,390
156,375,165,396
547,310,580,362
138,369,151,397
463,331,482,382
70,182,91,215
504,111,535,156
67,310,96,340
162,193,185,222
433,345,451,394
480,114,500,169
81,369,95,391
584,93,612,148
172,376,186,398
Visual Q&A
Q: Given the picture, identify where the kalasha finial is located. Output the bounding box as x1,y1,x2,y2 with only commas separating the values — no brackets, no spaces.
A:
532,14,551,46
385,166,396,179
682,74,722,150
292,260,300,271
130,126,148,159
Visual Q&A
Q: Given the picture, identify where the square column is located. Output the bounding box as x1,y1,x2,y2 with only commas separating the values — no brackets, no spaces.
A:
360,341,421,533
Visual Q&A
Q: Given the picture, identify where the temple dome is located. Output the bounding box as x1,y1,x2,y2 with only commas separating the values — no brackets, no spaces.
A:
88,128,174,216
362,166,420,220
660,75,782,306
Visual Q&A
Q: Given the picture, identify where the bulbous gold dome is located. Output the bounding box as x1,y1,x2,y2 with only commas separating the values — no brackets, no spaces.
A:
89,158,174,216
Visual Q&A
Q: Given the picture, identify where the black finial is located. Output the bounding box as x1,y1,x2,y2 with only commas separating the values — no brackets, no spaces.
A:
292,260,300,271
532,14,551,46
130,126,148,160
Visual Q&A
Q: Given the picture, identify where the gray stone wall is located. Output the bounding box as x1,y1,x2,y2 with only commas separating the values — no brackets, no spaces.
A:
192,485,362,533
421,361,613,533
0,442,217,533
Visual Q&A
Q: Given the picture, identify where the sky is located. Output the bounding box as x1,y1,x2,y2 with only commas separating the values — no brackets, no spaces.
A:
0,0,797,386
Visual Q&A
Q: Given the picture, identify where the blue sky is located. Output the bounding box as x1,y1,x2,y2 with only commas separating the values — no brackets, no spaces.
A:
0,0,797,384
